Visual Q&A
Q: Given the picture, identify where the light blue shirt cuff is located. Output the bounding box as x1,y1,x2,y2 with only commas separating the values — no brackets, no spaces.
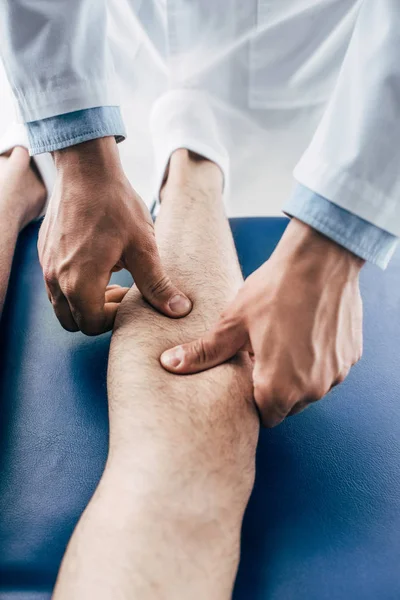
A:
283,185,398,269
27,106,126,155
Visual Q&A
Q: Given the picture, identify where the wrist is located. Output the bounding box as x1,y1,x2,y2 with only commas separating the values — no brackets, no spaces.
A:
53,136,122,176
276,218,365,278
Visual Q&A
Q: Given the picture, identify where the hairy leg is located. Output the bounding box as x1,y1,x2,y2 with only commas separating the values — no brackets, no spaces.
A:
53,150,260,599
0,148,46,318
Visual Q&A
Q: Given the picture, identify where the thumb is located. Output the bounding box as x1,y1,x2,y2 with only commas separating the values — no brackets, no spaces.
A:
160,318,248,374
125,240,192,319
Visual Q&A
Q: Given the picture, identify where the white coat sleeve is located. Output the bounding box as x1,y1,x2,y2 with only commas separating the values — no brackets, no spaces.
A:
0,0,119,122
294,0,400,236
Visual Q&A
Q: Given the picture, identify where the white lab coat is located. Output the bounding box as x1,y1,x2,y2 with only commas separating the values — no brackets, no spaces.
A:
0,0,399,233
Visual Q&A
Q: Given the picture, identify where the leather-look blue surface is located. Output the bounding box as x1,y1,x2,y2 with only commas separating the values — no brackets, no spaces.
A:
1,217,399,600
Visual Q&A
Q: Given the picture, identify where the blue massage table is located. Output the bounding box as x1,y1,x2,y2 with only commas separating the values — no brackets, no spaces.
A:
1,217,399,600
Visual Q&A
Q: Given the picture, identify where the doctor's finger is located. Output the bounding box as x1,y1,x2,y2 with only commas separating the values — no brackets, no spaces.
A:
160,318,249,374
46,281,80,332
105,285,130,303
124,239,192,319
62,271,118,336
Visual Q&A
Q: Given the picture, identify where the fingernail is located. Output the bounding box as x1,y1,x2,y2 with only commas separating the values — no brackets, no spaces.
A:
168,294,192,315
161,346,184,369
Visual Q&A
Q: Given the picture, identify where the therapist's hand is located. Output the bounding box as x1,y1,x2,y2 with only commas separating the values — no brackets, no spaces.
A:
38,137,191,335
160,218,364,427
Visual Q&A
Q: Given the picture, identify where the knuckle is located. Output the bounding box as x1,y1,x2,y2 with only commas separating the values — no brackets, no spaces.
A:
288,400,309,417
148,275,173,298
254,381,291,422
253,372,289,405
338,365,351,384
63,283,81,304
43,268,58,289
61,271,90,305
273,397,291,419
219,308,234,327
133,234,157,261
253,382,271,406
260,402,289,428
307,384,326,402
218,309,240,334
190,338,209,364
335,373,346,386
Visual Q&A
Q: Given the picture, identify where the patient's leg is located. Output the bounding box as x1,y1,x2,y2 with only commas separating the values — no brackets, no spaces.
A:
0,148,46,318
53,150,260,599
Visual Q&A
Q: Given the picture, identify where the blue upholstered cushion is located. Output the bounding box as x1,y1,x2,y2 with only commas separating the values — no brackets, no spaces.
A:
1,218,399,599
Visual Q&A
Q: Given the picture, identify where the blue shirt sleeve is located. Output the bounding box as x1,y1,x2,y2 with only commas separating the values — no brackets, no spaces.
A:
26,106,126,155
283,184,398,269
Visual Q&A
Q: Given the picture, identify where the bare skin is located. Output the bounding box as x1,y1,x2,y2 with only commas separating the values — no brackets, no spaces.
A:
0,147,129,321
161,217,364,427
0,147,46,318
52,150,260,599
39,137,192,336
41,135,364,426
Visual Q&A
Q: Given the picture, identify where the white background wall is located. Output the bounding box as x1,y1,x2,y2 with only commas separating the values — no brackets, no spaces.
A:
1,50,320,218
